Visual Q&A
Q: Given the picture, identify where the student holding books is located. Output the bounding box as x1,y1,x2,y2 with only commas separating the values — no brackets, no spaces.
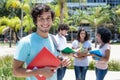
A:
72,28,92,80
54,23,69,80
89,27,112,80
12,4,70,80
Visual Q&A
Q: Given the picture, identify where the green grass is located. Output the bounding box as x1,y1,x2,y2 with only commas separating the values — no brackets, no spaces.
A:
108,60,120,71
0,56,25,80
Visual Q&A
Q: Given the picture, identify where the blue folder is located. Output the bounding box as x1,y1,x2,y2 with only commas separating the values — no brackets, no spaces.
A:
89,50,102,57
89,50,103,60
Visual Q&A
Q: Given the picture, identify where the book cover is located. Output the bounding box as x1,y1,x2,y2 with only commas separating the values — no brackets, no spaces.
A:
61,47,75,54
89,50,103,60
89,50,103,57
27,47,61,80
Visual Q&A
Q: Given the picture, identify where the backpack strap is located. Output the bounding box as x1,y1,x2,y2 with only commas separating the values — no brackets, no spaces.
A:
50,34,61,52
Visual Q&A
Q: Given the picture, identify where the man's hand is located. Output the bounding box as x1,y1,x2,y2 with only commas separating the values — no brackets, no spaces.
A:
38,67,57,78
61,57,71,67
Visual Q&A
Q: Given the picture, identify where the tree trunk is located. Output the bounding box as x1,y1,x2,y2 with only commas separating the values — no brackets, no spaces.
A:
60,1,64,23
14,31,20,43
9,28,12,48
95,27,97,48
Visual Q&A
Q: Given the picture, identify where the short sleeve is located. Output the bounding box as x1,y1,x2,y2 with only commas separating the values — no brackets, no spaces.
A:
14,38,31,62
104,44,111,50
83,41,92,49
72,40,79,49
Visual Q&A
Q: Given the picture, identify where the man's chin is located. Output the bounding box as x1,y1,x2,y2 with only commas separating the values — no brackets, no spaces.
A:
42,29,49,33
38,27,49,33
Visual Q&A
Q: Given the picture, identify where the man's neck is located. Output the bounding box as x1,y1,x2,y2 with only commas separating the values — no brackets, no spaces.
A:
58,32,64,37
36,31,48,38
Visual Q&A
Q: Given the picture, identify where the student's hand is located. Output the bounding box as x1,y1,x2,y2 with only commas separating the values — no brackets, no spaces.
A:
72,54,78,58
78,51,88,57
89,54,96,57
89,54,99,60
61,57,71,67
62,53,71,56
38,67,57,78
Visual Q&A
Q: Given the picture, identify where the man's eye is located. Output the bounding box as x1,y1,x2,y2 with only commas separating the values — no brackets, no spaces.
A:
47,18,51,20
40,18,44,20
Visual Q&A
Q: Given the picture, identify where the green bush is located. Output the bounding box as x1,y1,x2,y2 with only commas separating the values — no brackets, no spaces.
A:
67,58,74,69
88,61,95,70
88,60,120,71
68,58,120,71
0,56,25,80
108,60,120,71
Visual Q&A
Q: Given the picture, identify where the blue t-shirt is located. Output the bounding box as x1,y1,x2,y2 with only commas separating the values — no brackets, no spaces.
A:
14,33,59,80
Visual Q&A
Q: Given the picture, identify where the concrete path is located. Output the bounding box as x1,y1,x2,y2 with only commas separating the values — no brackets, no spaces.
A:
63,69,120,80
1,43,120,61
0,45,16,56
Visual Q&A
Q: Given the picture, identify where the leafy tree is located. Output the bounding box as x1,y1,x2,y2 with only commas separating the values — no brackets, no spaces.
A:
83,5,111,47
55,0,68,23
110,5,120,34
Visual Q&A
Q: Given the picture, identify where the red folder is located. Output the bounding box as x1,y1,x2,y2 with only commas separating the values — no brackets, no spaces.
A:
27,47,61,80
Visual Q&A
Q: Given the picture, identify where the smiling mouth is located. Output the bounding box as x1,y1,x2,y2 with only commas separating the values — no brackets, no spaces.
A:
42,25,49,28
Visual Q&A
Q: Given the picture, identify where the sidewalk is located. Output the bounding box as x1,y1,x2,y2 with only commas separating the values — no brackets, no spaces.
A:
1,43,120,61
63,69,120,80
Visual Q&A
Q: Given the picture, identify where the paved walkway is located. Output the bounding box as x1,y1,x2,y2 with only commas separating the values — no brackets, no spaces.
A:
1,43,120,61
63,69,120,80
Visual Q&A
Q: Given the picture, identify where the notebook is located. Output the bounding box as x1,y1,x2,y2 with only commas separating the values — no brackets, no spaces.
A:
89,50,103,60
61,47,75,54
27,47,61,80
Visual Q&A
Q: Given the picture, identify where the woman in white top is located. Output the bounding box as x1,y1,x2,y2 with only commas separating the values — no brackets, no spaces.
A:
72,28,92,80
90,27,112,80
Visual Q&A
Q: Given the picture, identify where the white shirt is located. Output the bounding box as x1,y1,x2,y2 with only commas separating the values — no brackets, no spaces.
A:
55,34,67,50
95,43,111,69
72,40,92,66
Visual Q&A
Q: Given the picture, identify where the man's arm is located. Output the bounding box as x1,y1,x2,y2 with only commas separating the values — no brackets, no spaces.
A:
13,59,56,78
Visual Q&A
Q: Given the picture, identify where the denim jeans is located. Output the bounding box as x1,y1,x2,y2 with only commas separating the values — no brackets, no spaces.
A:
95,68,108,80
57,67,66,80
74,66,88,80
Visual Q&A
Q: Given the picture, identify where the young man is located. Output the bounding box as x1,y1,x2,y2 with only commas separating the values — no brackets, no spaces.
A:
12,4,70,80
55,24,69,80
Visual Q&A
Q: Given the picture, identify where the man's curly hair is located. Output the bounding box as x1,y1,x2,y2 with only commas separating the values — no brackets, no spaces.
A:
31,4,55,26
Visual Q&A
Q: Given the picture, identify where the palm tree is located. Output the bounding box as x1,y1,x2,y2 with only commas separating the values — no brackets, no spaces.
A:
110,5,120,34
4,0,21,47
83,5,111,47
55,0,68,23
0,16,21,47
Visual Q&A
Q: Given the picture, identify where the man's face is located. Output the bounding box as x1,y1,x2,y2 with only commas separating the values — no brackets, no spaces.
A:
60,30,68,36
36,11,52,33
